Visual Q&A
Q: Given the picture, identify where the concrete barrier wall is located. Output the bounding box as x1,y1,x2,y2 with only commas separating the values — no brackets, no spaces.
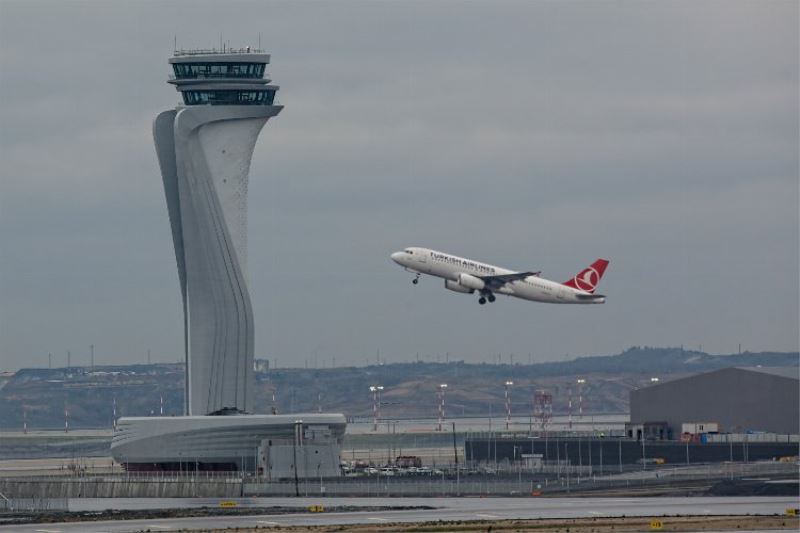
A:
0,479,242,499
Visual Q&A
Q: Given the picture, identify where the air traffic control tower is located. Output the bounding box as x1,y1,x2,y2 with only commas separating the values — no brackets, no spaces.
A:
111,49,346,473
154,48,282,416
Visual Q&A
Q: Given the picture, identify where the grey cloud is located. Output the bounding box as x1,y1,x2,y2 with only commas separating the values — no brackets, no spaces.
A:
1,1,797,370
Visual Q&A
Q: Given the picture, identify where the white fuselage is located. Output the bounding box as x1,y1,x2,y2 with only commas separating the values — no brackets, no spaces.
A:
391,247,605,304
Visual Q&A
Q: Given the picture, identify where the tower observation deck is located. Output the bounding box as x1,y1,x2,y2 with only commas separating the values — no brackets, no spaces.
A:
154,47,283,416
168,47,279,106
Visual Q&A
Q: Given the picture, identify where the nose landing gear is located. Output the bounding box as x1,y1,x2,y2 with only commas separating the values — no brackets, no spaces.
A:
412,273,420,285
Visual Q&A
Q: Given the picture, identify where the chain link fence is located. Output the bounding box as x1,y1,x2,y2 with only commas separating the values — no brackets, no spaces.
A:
243,461,797,497
0,494,68,513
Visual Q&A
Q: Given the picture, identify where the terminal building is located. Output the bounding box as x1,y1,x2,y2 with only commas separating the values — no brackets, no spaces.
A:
111,47,346,475
629,366,799,439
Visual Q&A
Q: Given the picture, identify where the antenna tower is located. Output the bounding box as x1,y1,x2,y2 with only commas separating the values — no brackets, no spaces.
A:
533,389,553,435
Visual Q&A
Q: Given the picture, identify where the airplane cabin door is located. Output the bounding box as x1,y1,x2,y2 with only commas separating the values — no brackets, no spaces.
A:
418,252,429,272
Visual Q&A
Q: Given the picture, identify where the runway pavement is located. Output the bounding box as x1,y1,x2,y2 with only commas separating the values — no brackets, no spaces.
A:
1,496,797,532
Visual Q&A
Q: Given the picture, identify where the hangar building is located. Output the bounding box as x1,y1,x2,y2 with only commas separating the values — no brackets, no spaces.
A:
630,366,799,437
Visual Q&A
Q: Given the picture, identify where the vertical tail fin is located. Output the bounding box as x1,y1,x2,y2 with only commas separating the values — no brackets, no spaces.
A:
562,259,610,293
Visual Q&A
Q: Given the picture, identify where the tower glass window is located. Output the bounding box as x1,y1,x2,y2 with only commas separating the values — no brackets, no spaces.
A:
182,90,276,106
173,63,266,79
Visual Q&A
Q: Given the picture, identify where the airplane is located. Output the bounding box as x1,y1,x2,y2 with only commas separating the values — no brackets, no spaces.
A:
390,247,609,305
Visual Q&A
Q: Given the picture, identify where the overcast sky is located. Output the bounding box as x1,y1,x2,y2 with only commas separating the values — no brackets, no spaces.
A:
1,1,797,371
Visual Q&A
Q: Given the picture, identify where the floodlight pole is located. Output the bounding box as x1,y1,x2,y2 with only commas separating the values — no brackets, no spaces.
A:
370,385,383,432
576,378,586,418
293,420,302,496
504,381,513,430
568,386,573,430
437,384,448,431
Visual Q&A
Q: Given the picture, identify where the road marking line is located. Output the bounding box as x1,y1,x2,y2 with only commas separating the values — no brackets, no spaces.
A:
35,530,62,533
367,517,389,521
588,511,604,515
257,521,281,525
476,513,500,518
146,526,171,530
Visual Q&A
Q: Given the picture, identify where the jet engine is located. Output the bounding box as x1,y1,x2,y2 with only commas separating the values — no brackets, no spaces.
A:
457,273,486,291
444,279,474,294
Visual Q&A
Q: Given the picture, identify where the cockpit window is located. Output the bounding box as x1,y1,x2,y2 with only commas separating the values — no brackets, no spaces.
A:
405,249,413,254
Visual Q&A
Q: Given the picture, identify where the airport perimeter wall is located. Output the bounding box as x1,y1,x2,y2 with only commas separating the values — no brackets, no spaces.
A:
465,437,799,466
0,478,244,498
1,462,795,498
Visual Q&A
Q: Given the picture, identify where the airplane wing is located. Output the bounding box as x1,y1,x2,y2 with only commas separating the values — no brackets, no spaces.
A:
478,271,540,288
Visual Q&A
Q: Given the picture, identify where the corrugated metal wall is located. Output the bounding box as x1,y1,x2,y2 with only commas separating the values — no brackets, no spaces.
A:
630,368,799,434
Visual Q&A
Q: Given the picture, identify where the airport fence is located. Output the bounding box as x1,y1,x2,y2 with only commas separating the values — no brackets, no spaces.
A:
0,461,794,499
0,494,68,513
244,461,798,497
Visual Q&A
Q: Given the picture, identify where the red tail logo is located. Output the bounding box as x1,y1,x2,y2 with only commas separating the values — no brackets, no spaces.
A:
562,259,609,293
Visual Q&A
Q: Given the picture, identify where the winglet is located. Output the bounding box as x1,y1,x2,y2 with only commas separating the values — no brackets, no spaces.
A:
562,259,609,294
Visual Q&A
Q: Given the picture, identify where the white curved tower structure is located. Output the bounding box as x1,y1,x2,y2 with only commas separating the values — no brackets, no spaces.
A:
112,49,346,473
154,49,282,416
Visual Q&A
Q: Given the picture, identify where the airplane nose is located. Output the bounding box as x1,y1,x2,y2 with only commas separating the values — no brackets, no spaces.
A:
391,252,404,264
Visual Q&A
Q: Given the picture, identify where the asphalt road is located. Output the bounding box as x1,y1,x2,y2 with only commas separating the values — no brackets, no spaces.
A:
2,496,797,532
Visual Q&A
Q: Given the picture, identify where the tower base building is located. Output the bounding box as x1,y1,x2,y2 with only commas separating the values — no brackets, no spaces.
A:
112,414,346,475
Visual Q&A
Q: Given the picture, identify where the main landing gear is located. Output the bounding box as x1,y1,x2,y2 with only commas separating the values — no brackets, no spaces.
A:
412,273,421,285
478,292,496,305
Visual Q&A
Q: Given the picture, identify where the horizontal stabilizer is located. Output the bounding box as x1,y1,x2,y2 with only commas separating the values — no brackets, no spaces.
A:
575,293,606,300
